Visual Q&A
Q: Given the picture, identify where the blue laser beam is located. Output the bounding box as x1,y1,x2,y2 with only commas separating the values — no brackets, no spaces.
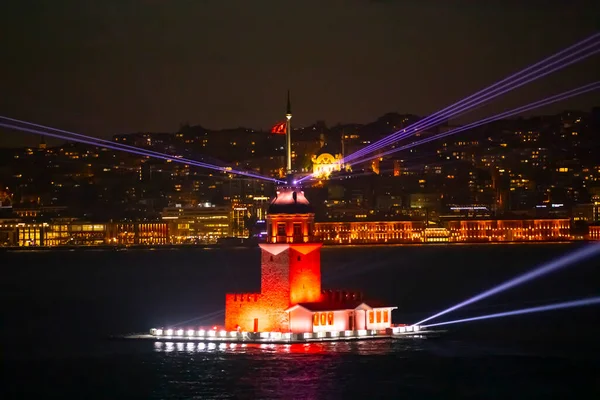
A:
421,296,600,328
349,81,600,167
414,243,600,326
0,121,283,183
343,33,600,163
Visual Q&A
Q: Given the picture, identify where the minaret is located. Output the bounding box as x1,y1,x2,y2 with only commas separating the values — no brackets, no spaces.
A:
340,130,345,171
286,90,292,175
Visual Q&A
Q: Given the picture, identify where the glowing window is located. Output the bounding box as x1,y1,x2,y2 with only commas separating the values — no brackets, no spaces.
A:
313,313,319,326
369,311,374,324
376,310,381,323
383,310,389,323
320,313,326,325
327,312,334,325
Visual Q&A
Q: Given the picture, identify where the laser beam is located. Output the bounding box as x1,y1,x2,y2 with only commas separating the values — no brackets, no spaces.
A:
343,33,600,163
421,296,600,328
0,121,283,183
414,243,600,326
349,81,600,166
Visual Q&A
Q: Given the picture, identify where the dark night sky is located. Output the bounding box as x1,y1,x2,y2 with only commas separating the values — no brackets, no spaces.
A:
1,0,598,146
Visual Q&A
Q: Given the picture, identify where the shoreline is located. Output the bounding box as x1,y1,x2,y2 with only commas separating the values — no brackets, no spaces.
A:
0,240,591,252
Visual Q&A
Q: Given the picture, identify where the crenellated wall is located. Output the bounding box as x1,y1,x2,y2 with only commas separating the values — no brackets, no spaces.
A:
224,242,323,332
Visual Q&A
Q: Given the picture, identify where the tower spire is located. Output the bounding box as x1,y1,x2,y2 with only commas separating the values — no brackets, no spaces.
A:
285,90,292,176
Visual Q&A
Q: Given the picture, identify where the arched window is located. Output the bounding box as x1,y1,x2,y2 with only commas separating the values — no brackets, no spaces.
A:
383,310,389,323
320,313,326,325
327,312,334,325
313,313,319,326
369,311,374,324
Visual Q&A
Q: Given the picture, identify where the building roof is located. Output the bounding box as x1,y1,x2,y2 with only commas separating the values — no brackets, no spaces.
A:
287,300,396,312
267,186,314,215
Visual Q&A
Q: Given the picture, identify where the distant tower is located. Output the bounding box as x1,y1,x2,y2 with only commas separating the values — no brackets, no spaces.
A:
39,135,47,150
286,90,292,174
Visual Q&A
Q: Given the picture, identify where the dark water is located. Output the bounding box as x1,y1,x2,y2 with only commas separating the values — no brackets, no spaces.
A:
3,243,600,399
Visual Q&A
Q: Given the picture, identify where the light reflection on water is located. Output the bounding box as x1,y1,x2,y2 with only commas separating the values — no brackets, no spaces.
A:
152,339,426,355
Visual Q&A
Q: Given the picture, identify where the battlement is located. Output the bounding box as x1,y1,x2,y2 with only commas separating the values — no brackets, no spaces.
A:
226,293,262,302
321,289,364,303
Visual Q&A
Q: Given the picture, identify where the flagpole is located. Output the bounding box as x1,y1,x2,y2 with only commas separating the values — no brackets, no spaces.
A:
285,90,292,176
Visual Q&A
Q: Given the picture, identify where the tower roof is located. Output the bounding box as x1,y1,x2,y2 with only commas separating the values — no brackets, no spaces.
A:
267,186,313,215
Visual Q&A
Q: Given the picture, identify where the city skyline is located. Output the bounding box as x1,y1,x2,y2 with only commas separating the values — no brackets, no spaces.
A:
1,1,599,147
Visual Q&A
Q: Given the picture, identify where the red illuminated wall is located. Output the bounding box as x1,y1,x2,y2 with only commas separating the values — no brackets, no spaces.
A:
288,244,322,304
224,243,323,332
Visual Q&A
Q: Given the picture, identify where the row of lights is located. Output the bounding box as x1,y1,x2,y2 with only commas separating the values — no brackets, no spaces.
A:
150,326,423,339
394,325,421,334
151,328,232,338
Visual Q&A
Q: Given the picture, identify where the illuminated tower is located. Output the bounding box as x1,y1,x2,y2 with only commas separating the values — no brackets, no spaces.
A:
224,94,324,332
286,90,292,174
224,93,395,334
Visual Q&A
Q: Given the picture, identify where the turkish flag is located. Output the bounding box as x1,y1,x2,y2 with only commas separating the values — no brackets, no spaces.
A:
270,121,286,134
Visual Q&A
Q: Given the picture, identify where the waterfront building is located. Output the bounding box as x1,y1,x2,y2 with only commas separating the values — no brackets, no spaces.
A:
445,218,571,242
314,221,424,244
162,204,231,243
0,220,47,246
107,223,169,245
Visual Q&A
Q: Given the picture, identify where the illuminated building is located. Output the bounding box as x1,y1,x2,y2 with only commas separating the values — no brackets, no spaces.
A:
311,152,343,178
445,219,571,242
422,228,450,242
589,225,600,240
162,204,231,243
225,96,396,333
314,221,424,244
231,205,249,238
224,184,397,333
440,205,492,220
15,222,48,246
108,223,169,245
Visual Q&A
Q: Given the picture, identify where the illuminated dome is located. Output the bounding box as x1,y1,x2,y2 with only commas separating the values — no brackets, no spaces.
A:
267,186,314,214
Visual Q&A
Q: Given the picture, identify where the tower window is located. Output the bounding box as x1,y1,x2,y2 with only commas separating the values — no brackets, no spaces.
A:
277,223,286,236
293,223,302,236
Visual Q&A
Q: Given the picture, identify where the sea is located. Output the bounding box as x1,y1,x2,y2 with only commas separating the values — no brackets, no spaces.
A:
2,243,600,399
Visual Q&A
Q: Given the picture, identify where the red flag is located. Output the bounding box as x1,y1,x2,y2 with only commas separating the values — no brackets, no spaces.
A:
270,121,286,134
